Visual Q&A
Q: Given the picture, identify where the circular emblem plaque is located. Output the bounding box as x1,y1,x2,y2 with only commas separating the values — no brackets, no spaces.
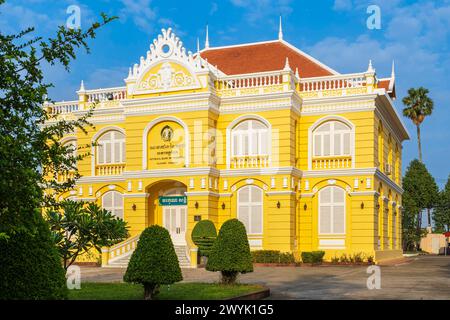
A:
161,125,174,142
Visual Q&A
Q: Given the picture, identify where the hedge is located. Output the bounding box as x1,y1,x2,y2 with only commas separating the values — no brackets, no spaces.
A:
206,219,253,284
124,226,182,299
191,220,217,257
251,250,295,264
301,251,325,264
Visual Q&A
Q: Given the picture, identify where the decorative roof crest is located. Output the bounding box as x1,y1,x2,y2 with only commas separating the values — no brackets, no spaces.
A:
126,28,210,82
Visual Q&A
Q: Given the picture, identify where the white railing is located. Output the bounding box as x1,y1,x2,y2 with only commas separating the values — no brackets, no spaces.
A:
231,155,270,169
49,101,79,115
300,73,367,93
95,163,126,176
216,71,283,90
312,156,352,170
104,234,140,265
86,87,127,103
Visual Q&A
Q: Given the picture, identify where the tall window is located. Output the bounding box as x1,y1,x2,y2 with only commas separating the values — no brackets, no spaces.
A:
313,121,351,157
319,186,345,235
231,120,269,157
102,191,124,219
237,186,263,235
97,131,125,164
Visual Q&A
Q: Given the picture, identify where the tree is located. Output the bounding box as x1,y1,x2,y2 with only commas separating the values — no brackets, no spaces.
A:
434,175,450,233
402,87,434,163
206,219,253,284
46,200,129,270
0,0,116,299
123,226,182,300
191,220,217,259
402,160,439,248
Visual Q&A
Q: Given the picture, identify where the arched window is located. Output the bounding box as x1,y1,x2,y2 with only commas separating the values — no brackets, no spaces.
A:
313,121,351,157
319,186,345,235
97,131,125,164
102,191,124,219
63,139,77,159
231,120,269,157
237,186,263,235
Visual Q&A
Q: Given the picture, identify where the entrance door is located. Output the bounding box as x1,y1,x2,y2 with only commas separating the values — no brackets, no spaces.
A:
163,206,187,246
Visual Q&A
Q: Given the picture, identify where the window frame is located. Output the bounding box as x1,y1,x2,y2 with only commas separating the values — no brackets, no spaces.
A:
237,185,264,236
231,120,269,157
101,191,124,219
96,131,126,165
318,186,346,235
312,121,352,158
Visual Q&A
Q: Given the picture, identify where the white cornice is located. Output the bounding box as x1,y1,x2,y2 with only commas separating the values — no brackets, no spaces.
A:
78,176,125,184
185,191,220,197
123,167,220,179
220,166,302,177
265,191,296,196
123,193,150,198
302,168,377,178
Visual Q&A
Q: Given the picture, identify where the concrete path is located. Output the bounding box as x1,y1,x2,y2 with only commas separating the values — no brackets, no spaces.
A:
78,255,450,300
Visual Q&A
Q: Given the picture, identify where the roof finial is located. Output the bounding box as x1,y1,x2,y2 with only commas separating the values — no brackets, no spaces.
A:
205,25,210,49
367,59,375,73
278,16,283,41
79,80,85,92
295,67,300,78
284,57,291,71
197,37,200,53
391,60,395,79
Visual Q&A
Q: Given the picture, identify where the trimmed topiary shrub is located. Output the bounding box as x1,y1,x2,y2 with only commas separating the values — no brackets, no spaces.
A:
123,226,182,300
301,251,325,264
251,250,295,264
191,220,217,258
0,211,68,300
206,219,253,284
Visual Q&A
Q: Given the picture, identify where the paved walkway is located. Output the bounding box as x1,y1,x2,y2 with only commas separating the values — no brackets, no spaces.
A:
79,255,450,300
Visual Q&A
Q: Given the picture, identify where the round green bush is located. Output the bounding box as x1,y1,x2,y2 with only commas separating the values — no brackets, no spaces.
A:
191,220,217,257
0,211,68,300
206,219,253,284
123,225,182,300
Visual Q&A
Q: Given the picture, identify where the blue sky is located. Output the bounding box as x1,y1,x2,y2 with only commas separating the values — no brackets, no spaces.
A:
1,0,449,186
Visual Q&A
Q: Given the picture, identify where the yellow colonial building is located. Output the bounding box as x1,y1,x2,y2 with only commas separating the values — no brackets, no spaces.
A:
46,27,409,267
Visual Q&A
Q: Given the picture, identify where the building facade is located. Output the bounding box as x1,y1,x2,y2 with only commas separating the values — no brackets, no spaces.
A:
46,27,409,267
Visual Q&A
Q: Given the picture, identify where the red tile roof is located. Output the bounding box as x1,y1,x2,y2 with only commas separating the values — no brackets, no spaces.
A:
378,78,396,99
200,40,337,78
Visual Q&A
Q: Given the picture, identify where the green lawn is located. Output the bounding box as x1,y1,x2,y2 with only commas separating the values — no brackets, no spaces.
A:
68,282,264,300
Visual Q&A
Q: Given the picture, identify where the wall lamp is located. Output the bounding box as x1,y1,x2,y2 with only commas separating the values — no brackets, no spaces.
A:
360,202,365,210
277,201,281,209
303,203,308,211
221,203,226,210
195,202,199,209
132,204,137,211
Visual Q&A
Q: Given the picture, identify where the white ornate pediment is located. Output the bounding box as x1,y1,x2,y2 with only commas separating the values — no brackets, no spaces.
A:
126,28,213,95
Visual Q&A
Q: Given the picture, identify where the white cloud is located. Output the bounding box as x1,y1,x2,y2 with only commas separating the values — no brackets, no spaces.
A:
120,0,157,33
0,2,49,34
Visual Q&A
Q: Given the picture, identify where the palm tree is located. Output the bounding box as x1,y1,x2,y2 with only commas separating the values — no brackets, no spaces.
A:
402,87,434,163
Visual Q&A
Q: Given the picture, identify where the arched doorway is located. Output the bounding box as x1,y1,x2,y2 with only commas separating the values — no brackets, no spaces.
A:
147,180,187,246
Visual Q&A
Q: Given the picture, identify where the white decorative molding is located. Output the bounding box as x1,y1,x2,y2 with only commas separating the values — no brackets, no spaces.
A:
223,179,228,190
125,28,213,96
122,193,150,199
142,116,190,170
349,191,380,197
307,115,356,171
189,178,194,189
138,180,143,191
226,114,272,169
354,178,359,189
265,191,296,196
319,239,345,249
127,181,132,192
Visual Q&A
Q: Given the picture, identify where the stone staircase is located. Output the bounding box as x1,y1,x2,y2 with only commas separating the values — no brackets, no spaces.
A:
105,245,191,268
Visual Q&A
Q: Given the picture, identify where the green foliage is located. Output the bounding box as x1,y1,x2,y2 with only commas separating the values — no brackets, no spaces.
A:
206,219,253,284
0,211,67,300
402,87,434,162
124,226,182,300
434,175,450,233
402,160,439,250
191,220,217,257
0,2,116,299
301,251,325,264
251,250,295,264
46,200,129,270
